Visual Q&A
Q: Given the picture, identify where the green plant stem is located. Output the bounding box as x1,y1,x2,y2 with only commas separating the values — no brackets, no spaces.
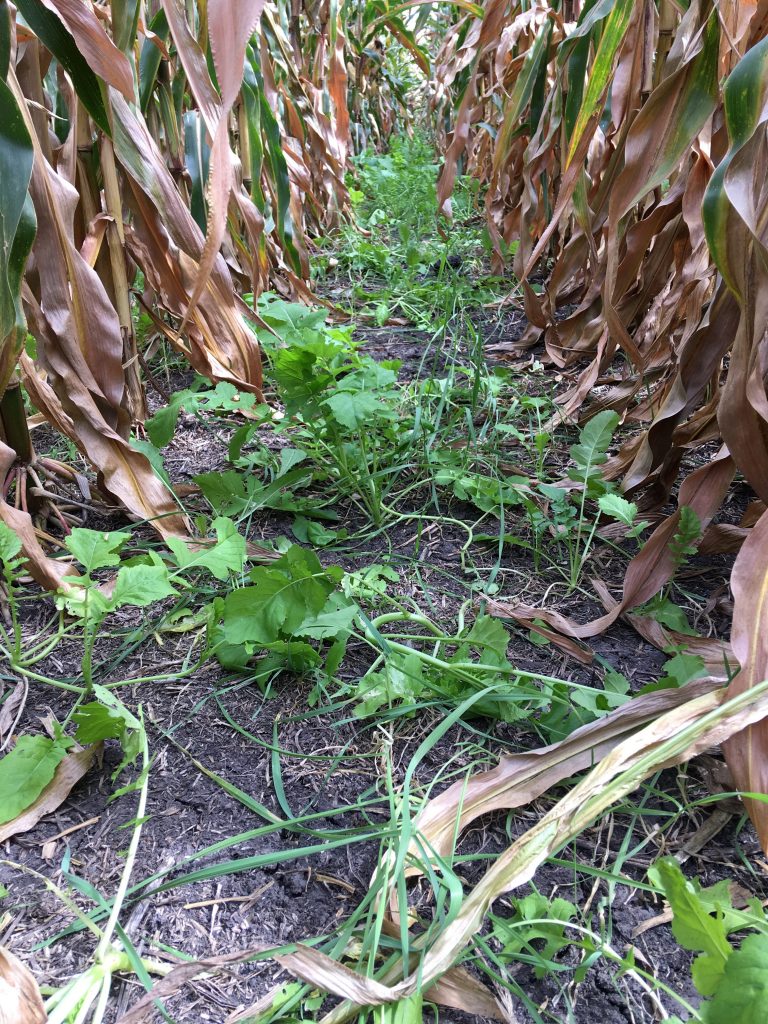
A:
0,657,85,693
1,569,22,662
96,712,149,961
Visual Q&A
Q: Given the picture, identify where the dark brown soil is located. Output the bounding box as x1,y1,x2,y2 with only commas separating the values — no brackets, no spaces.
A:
1,313,765,1024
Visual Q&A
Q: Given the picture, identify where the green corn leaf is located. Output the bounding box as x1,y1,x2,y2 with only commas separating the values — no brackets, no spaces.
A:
138,7,170,113
611,9,720,222
560,0,610,138
0,7,35,392
129,437,173,489
494,19,552,162
110,0,141,53
244,46,302,274
183,110,211,234
565,0,635,167
703,37,768,298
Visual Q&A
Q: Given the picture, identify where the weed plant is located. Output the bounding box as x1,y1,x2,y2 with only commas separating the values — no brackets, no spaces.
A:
315,135,506,325
0,132,752,1024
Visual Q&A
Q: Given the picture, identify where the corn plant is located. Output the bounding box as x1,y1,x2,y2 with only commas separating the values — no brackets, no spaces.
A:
432,0,768,848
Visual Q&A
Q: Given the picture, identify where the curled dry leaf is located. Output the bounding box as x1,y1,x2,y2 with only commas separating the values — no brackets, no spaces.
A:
116,941,512,1024
36,0,134,101
159,0,265,333
297,680,768,1024
0,946,46,1024
724,508,768,851
0,441,76,591
407,677,721,868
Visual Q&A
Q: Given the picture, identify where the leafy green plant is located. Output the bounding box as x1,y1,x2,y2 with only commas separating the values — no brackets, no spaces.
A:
236,295,408,525
59,522,246,692
60,529,177,693
489,889,579,978
0,681,145,832
318,136,500,325
0,520,25,664
648,857,768,1022
538,410,648,588
0,727,75,826
144,379,269,449
208,544,357,683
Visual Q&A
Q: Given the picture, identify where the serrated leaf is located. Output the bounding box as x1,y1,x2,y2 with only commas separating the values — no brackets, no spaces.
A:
251,640,321,685
658,652,707,689
194,470,250,513
671,505,702,566
112,561,177,608
221,545,334,645
642,595,695,635
598,493,638,526
72,685,142,777
702,934,768,1024
167,517,246,581
647,858,732,996
569,410,619,481
0,521,22,563
455,614,511,669
355,652,426,717
0,735,72,824
324,390,383,430
492,891,578,978
295,592,358,640
65,529,130,574
279,447,308,475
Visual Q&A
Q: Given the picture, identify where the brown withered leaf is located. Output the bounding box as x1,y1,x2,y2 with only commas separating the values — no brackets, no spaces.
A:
8,68,188,545
590,578,735,679
366,681,768,1021
0,947,45,1024
37,0,134,100
407,677,721,866
724,507,768,852
159,1,265,334
111,93,263,394
0,441,76,591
